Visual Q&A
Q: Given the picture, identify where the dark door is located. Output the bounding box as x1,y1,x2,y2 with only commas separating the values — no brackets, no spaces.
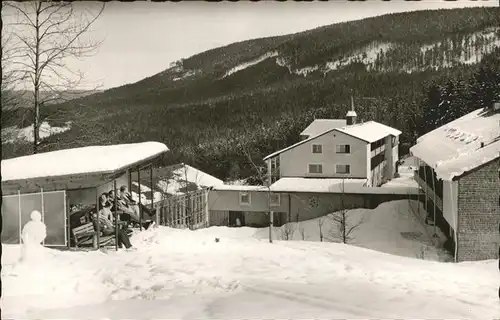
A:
229,211,245,227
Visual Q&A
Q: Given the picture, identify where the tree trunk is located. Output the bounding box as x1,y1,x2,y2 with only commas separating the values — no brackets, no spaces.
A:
33,4,41,154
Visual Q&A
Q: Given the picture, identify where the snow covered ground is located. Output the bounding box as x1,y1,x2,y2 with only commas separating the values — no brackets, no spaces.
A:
381,158,419,189
2,200,498,319
1,121,72,144
259,200,449,261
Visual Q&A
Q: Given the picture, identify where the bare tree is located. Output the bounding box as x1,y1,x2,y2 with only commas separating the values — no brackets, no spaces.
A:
276,222,296,241
4,1,105,153
328,179,364,244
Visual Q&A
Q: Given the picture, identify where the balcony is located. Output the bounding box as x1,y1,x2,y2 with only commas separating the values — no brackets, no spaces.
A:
370,144,386,157
414,171,443,211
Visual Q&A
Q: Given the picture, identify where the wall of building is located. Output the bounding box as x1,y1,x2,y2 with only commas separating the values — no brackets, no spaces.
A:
289,192,368,222
457,160,500,261
365,144,371,186
279,130,368,179
96,173,128,198
392,136,399,176
66,173,128,208
384,136,393,179
208,190,288,213
442,180,458,231
209,190,423,229
370,161,387,187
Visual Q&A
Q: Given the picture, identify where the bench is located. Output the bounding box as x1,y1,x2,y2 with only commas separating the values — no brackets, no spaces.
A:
72,218,133,248
72,222,96,247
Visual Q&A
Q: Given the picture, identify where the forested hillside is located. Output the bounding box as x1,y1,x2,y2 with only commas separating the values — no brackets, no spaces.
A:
2,7,499,182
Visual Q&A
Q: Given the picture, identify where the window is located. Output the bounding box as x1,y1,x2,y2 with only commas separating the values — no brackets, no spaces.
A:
371,138,385,151
239,192,251,205
308,164,323,174
336,144,351,154
270,193,280,206
336,164,351,174
312,144,323,154
308,196,319,208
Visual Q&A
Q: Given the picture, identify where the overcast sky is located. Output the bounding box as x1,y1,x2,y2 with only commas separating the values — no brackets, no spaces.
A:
4,0,498,90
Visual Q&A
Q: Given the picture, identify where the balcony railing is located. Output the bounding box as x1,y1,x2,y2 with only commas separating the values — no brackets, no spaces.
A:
414,171,443,211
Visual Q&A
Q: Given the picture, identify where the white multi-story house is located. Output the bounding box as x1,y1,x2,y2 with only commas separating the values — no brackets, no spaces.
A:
263,108,402,187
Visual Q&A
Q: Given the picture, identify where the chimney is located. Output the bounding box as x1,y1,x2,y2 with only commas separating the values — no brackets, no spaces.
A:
346,96,357,125
480,141,485,148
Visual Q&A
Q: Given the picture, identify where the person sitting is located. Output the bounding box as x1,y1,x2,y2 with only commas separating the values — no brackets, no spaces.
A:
93,205,133,249
119,185,156,224
108,189,141,223
98,193,113,220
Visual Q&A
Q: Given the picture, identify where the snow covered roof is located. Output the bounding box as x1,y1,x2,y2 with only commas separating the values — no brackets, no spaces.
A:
212,185,269,192
335,121,402,143
346,110,357,117
269,178,420,195
264,120,400,160
300,119,347,137
156,163,224,195
410,108,500,180
1,142,169,182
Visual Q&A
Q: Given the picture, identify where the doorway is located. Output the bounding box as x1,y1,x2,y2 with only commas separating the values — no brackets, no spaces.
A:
229,211,245,227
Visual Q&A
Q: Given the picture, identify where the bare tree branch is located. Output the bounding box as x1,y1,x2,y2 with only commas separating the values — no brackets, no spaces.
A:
3,1,105,153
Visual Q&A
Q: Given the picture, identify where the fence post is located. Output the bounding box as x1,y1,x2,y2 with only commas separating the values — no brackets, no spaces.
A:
41,188,45,246
138,168,142,231
18,189,22,244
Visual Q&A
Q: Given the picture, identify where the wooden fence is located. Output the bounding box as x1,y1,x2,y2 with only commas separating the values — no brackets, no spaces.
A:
154,188,209,230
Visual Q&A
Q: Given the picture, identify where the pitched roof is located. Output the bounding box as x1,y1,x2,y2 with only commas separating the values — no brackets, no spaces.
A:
263,120,401,161
156,163,224,195
410,108,500,180
1,142,169,181
300,119,347,137
335,121,402,143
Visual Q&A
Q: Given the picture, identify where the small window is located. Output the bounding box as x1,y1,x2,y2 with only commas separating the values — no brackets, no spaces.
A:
270,193,280,207
312,144,323,154
308,164,323,174
239,192,251,205
336,164,351,174
336,144,351,154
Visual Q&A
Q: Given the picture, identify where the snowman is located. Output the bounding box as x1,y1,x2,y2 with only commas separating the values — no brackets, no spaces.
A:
20,210,47,263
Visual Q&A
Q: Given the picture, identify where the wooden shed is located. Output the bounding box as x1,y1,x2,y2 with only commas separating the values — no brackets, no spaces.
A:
1,141,169,250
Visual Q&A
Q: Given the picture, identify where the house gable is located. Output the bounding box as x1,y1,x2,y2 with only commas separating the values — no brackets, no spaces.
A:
278,129,369,179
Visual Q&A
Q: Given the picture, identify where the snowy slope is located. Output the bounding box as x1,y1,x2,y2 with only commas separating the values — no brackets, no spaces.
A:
2,121,72,144
270,27,500,76
222,51,279,78
255,200,446,261
2,223,498,319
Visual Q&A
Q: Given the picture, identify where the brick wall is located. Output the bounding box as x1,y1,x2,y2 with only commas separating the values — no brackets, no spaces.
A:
457,159,500,261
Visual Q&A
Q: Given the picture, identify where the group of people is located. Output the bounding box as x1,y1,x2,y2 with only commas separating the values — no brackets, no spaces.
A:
94,185,157,249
